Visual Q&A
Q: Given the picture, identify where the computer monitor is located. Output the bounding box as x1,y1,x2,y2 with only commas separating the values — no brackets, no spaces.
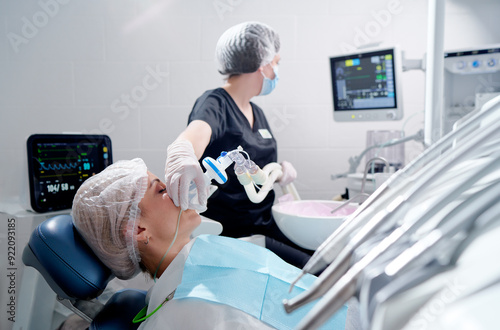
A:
330,47,404,121
26,134,112,213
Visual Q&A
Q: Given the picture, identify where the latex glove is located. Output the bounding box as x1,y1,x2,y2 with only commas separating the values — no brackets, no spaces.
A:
279,161,297,186
165,139,208,211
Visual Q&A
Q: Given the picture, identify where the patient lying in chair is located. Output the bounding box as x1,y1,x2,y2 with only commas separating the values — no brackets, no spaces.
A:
71,158,347,329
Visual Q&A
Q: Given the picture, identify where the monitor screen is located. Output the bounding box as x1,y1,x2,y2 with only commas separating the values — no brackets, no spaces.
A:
26,134,112,213
330,47,403,121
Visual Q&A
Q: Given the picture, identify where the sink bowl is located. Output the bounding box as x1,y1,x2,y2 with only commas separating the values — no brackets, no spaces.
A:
272,200,358,250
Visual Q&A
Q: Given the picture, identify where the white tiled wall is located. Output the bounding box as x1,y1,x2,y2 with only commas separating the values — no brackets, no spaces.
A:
1,0,499,204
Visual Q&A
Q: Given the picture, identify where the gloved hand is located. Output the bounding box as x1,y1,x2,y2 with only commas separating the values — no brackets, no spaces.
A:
165,139,208,211
278,161,297,186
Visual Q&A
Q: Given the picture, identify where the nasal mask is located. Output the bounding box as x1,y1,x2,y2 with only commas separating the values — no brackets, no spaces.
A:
259,64,279,96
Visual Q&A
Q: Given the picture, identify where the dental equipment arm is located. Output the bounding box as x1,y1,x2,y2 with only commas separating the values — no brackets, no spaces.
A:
296,95,500,280
359,179,500,327
385,178,500,277
285,100,500,314
294,153,500,330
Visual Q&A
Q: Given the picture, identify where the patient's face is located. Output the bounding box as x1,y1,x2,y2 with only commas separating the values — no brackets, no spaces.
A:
139,171,201,246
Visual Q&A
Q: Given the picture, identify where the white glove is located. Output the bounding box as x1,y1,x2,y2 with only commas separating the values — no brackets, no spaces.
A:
165,139,208,211
278,161,297,186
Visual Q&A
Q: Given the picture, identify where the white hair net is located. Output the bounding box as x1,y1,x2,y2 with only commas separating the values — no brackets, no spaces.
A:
216,21,280,76
72,158,148,280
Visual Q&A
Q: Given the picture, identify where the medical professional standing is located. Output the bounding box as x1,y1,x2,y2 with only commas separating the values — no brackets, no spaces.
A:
165,21,310,267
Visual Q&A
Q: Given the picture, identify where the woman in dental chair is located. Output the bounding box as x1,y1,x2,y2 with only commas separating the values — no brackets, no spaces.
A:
72,158,347,329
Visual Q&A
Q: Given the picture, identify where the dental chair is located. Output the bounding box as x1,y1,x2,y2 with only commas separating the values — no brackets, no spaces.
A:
22,214,147,330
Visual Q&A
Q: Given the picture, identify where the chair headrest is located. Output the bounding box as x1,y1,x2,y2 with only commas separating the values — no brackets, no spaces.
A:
23,214,114,300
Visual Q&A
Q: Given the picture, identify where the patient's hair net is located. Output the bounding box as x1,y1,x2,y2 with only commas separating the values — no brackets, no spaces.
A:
72,158,148,280
216,21,280,76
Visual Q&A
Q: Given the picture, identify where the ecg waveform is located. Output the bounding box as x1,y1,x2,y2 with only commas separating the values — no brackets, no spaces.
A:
38,161,79,171
35,157,94,180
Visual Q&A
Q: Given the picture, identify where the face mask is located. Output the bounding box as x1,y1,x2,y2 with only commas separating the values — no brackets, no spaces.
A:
258,65,279,96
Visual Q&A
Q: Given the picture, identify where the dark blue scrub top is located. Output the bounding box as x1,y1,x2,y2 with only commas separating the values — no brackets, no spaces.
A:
188,88,278,237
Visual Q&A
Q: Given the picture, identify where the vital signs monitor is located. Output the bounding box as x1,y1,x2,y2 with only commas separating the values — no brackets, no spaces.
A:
330,47,404,121
26,134,112,213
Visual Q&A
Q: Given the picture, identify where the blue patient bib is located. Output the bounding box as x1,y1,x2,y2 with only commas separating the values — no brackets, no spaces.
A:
173,235,347,329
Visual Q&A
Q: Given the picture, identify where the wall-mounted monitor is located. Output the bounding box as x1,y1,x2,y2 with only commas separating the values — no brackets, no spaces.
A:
330,47,404,121
26,134,112,213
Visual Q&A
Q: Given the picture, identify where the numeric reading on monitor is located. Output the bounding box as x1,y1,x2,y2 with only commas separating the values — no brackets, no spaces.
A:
28,135,112,212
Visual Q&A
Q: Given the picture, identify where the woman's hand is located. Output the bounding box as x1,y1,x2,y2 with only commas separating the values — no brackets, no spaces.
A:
279,161,297,186
165,139,208,211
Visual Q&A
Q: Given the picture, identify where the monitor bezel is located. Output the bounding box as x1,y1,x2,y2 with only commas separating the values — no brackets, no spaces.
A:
330,46,404,122
26,133,113,213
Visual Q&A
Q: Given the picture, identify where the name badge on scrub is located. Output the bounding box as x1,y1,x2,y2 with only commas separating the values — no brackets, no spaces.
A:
258,129,273,139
